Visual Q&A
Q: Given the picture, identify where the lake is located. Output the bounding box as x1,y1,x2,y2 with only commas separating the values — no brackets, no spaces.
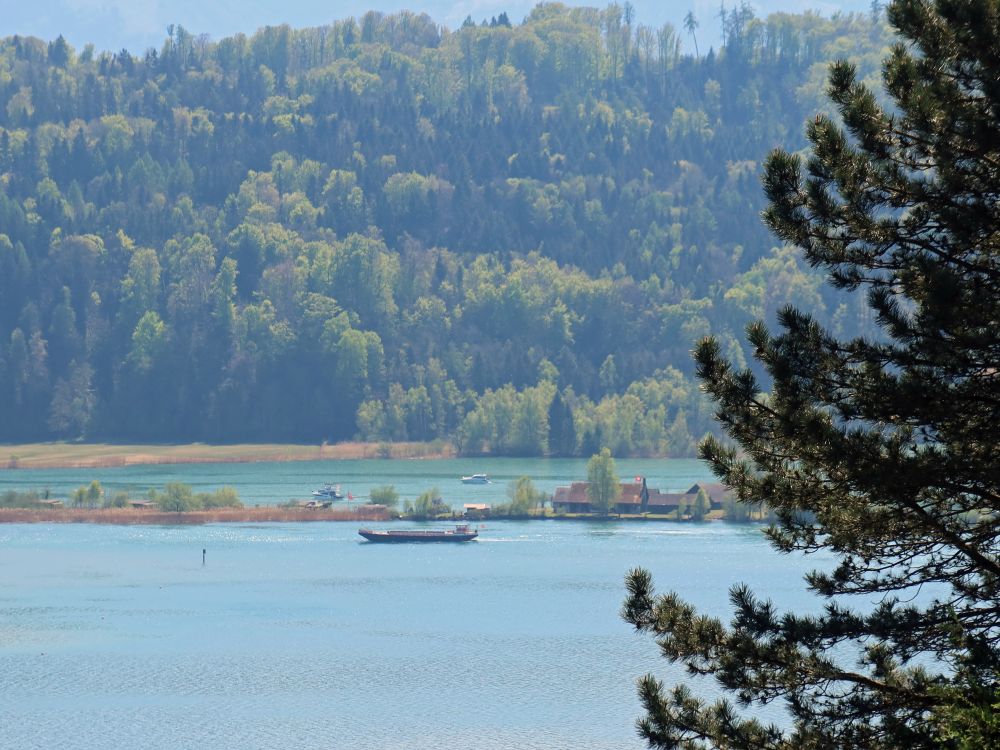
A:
0,456,717,507
0,459,825,749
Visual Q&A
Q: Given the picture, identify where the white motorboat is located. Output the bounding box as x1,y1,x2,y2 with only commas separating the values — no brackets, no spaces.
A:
461,474,491,485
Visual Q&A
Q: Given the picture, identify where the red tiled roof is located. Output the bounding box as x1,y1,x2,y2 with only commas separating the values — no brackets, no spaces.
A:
552,482,590,503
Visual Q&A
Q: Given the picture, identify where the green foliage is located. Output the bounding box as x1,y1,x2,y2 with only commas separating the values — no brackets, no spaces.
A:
625,1,1000,746
0,6,891,449
586,448,620,515
105,490,130,509
406,487,450,519
504,476,547,516
70,480,102,508
85,480,102,507
546,389,577,456
721,493,751,523
149,483,242,511
690,488,710,521
152,483,198,512
931,680,1000,749
674,494,688,521
200,486,241,509
0,489,42,508
457,382,554,456
369,485,400,508
47,362,96,438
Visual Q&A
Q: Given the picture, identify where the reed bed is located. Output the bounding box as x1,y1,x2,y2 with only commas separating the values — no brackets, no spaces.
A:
0,506,393,525
2,441,453,469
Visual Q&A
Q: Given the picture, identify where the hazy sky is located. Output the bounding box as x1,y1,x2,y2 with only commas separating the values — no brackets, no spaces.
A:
2,1,871,55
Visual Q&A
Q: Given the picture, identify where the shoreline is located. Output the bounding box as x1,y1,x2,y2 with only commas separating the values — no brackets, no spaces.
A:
1,441,454,470
0,507,731,525
1,442,682,471
0,506,394,524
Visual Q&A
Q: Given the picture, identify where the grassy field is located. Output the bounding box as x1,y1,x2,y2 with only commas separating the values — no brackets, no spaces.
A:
1,441,454,469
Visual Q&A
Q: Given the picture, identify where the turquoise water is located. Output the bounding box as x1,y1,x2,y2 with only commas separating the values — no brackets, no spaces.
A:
0,456,713,506
0,460,825,749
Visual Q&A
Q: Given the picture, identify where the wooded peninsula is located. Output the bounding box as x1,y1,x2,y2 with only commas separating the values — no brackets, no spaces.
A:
0,5,889,455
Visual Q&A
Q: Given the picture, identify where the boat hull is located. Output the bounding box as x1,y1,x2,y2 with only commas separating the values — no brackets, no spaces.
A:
312,484,344,499
461,475,490,484
358,529,478,543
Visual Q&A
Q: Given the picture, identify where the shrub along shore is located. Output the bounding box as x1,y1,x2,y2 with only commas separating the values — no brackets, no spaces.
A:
0,451,769,524
0,507,733,525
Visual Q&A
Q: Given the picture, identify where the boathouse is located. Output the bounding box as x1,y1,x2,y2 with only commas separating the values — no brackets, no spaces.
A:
33,499,64,508
686,483,729,510
551,479,731,515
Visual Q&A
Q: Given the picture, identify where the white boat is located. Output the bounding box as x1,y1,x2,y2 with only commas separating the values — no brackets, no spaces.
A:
311,484,344,499
461,474,491,485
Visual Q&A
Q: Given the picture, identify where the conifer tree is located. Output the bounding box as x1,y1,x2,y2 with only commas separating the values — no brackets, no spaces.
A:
547,389,577,456
623,1,1000,747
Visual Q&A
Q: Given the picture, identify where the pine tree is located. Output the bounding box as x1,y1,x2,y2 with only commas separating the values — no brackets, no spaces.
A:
623,1,1000,747
547,389,577,456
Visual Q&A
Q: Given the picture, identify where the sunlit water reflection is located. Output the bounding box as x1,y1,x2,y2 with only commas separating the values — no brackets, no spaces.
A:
1,459,826,749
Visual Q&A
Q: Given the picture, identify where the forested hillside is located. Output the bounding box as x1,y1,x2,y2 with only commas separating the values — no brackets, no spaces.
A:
0,3,890,454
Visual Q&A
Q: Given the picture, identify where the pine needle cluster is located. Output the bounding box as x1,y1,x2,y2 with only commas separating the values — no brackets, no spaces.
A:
624,2,1000,746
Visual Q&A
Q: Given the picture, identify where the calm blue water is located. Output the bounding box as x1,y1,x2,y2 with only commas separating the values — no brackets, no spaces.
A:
0,459,826,749
0,457,714,507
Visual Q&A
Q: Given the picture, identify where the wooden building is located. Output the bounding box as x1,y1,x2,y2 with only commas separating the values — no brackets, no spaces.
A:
551,478,731,515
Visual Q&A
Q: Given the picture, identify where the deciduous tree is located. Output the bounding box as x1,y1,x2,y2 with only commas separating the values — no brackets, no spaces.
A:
506,476,546,515
369,485,400,508
586,447,620,515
